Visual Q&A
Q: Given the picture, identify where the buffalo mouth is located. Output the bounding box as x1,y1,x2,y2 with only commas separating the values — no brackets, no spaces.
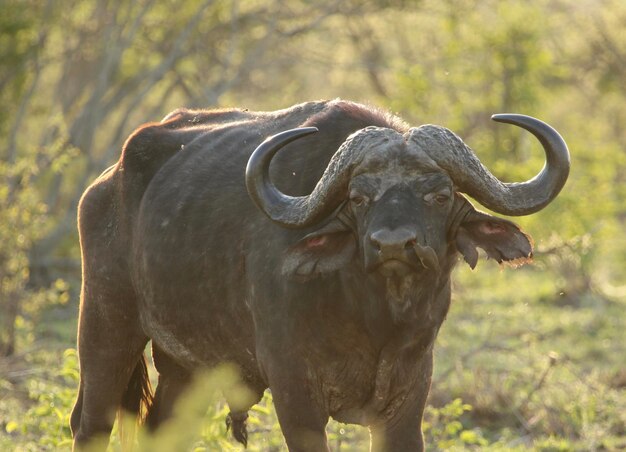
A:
378,259,415,279
376,259,424,312
384,267,414,302
374,247,439,320
373,243,439,277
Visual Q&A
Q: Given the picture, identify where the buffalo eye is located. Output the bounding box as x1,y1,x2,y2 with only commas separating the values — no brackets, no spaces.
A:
435,194,450,205
349,192,368,207
424,190,451,206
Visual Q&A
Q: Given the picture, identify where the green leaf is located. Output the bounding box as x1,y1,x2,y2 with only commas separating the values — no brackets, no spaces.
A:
5,421,19,433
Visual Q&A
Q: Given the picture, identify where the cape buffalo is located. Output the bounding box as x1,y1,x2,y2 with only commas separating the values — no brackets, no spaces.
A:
70,99,569,451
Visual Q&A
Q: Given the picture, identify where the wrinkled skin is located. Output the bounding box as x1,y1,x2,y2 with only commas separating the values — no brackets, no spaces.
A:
71,100,557,452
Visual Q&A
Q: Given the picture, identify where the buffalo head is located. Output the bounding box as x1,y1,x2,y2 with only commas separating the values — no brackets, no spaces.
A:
246,115,569,319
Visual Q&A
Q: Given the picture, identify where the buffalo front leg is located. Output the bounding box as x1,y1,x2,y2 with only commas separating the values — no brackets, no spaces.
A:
271,380,330,451
368,353,433,452
263,360,330,452
369,408,425,452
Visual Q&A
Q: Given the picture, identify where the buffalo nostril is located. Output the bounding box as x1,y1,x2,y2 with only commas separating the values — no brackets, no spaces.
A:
370,229,418,254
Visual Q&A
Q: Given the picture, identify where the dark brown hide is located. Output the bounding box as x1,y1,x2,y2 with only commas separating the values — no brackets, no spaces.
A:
71,99,568,452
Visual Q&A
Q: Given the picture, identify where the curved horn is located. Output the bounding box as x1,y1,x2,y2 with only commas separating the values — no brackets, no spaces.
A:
246,128,319,228
246,126,397,228
410,114,570,216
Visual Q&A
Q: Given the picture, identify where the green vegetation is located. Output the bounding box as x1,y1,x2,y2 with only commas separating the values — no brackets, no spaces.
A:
1,0,624,450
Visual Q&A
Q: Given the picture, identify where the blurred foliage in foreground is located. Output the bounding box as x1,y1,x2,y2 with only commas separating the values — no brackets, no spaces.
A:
1,0,625,450
2,273,624,450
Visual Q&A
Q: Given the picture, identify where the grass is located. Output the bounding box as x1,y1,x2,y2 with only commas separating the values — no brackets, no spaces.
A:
1,260,624,451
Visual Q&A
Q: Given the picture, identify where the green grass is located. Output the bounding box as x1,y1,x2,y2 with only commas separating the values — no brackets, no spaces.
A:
1,262,624,451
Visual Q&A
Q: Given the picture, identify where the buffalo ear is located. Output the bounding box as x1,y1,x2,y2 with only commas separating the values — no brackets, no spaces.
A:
456,211,533,269
282,218,356,280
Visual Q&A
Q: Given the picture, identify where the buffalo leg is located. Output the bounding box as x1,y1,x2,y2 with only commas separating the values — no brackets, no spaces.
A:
71,283,148,450
266,369,330,452
146,344,193,429
369,354,432,452
369,409,425,452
